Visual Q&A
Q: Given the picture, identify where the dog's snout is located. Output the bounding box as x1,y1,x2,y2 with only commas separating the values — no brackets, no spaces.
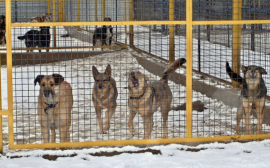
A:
43,89,54,98
43,89,50,97
98,85,103,89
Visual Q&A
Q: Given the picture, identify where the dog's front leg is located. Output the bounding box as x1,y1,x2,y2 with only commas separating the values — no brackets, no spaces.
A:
101,39,107,51
128,110,137,137
255,99,265,134
59,126,70,142
41,126,50,143
50,127,56,143
104,107,116,132
243,99,252,134
109,37,112,46
95,106,104,134
161,107,170,139
141,113,151,139
104,107,116,133
236,105,244,135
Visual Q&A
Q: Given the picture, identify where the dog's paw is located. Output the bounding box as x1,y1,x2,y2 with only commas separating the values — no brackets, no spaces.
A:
143,136,150,139
162,134,168,139
130,129,138,137
99,130,108,134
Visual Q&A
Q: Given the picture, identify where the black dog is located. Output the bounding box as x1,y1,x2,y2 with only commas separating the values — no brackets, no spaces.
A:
17,26,50,52
0,15,6,46
93,17,113,50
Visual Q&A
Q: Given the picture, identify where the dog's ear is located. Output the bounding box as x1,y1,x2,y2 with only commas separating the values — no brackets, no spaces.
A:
259,67,267,75
104,64,111,76
52,74,64,85
241,65,248,73
92,66,99,78
144,75,149,82
34,75,45,86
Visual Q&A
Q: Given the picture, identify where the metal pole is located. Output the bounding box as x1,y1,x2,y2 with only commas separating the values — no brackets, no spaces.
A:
232,0,242,88
0,52,2,154
124,0,127,45
70,0,73,21
86,0,88,21
116,0,118,40
52,0,56,48
15,1,18,22
77,0,80,29
5,0,14,150
206,0,210,42
129,0,134,47
77,0,80,22
169,0,175,63
198,0,201,72
95,0,97,28
186,0,193,138
102,0,106,20
251,0,255,51
149,25,151,53
59,0,64,22
47,0,51,13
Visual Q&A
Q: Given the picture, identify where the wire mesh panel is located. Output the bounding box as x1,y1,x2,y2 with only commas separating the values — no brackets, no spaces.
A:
10,23,188,144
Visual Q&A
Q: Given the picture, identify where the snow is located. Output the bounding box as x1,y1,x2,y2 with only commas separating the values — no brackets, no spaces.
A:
1,140,270,168
0,26,270,167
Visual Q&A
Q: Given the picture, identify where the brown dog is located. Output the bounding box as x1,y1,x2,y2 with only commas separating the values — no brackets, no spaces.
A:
34,74,73,143
226,62,267,134
92,64,118,134
31,12,52,23
128,58,186,139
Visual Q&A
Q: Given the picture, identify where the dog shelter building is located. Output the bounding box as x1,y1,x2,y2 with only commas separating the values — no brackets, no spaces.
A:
0,0,270,153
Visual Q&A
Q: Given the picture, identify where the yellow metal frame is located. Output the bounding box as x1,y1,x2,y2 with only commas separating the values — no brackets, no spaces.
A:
168,0,175,63
0,53,2,154
232,0,242,88
1,0,270,151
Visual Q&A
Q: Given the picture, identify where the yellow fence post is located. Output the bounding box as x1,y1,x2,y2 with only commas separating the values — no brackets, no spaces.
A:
52,0,56,48
58,0,64,22
5,0,14,149
232,0,242,88
124,0,127,46
102,0,106,20
129,0,134,47
169,0,175,63
47,0,51,13
186,0,193,138
0,53,2,154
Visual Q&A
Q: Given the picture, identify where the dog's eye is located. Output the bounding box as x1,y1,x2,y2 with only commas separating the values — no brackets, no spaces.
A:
42,83,45,87
50,83,54,86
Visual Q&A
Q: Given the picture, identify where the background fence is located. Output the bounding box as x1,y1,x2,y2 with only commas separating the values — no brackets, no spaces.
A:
0,0,270,153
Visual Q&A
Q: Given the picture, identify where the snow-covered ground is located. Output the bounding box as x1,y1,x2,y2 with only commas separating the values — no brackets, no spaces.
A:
1,140,270,168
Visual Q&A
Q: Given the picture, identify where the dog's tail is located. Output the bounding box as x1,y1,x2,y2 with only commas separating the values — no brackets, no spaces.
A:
226,61,244,84
161,58,186,83
17,35,26,40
